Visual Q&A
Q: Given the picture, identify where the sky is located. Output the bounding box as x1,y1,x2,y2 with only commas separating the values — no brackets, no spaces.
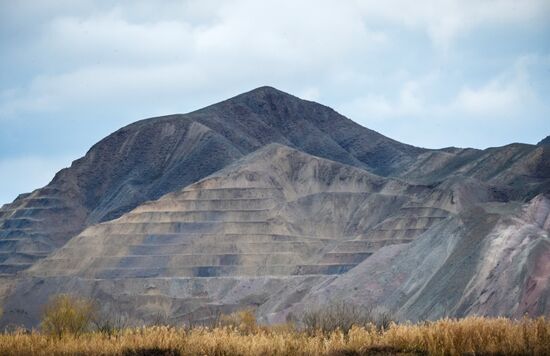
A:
1,0,549,206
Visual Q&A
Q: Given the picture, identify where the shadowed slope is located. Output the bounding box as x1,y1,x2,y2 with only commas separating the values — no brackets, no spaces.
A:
398,143,550,200
1,87,547,278
24,144,421,280
0,88,548,326
0,120,241,276
291,194,550,321
0,87,426,276
2,144,448,327
538,136,550,146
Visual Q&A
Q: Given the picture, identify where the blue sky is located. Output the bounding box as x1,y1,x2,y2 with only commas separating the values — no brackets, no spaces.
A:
1,0,549,205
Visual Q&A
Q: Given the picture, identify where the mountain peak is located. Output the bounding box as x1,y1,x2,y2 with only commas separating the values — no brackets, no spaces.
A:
537,135,550,146
229,85,300,105
244,85,297,97
247,85,286,95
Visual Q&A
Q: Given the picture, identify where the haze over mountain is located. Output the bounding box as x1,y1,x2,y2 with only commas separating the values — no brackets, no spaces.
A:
0,87,548,327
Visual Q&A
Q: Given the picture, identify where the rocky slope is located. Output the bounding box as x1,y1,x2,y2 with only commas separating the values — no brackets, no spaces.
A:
1,144,443,326
4,143,547,326
288,194,549,321
0,87,548,327
0,86,425,277
397,143,550,200
538,136,550,146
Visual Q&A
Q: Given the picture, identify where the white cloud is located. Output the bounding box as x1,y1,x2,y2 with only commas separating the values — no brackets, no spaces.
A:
39,0,386,69
343,55,541,122
451,56,537,117
340,73,437,120
353,0,550,49
1,0,390,119
3,0,547,120
45,14,195,64
298,87,321,101
452,80,527,117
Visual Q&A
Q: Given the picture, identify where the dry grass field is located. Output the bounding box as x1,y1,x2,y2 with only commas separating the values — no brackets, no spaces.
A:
0,315,549,356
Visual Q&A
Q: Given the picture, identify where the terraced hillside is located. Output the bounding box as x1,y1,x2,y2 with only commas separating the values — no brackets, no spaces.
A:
0,87,548,327
294,193,550,321
0,87,426,277
3,144,462,326
1,87,547,279
0,185,87,276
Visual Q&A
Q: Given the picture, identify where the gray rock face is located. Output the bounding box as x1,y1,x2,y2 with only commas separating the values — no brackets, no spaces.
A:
397,143,550,200
2,145,437,325
0,87,549,327
538,136,550,146
292,195,550,320
0,87,425,277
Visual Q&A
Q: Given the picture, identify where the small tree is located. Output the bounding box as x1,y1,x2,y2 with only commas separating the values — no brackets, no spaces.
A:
41,294,96,338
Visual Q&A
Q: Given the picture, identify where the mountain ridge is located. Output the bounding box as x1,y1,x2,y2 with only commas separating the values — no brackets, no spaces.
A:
0,87,549,327
0,86,430,277
0,143,461,326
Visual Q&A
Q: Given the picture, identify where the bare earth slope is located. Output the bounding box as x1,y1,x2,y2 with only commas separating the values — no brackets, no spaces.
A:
398,143,550,200
0,144,460,326
3,143,548,326
291,195,550,321
0,87,548,327
0,87,425,277
1,87,547,278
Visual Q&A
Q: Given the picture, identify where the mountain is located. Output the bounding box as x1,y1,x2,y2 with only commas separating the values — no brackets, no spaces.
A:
397,143,550,200
0,87,549,327
0,144,499,326
290,193,550,320
0,86,425,277
539,136,550,146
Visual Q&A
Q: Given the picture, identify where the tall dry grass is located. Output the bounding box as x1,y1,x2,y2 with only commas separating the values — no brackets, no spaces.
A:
0,316,548,355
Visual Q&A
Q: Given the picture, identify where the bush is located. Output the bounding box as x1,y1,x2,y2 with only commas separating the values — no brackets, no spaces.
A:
92,308,130,337
40,294,96,338
300,302,395,335
219,308,258,334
